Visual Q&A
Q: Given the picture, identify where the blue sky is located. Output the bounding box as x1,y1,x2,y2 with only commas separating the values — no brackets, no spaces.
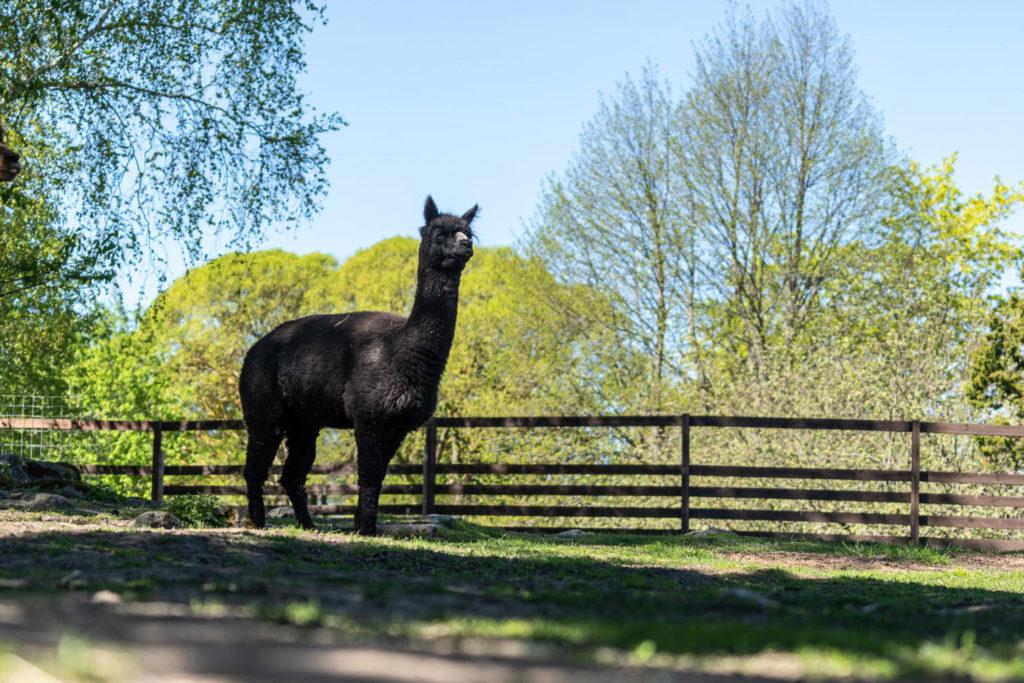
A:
176,0,1024,288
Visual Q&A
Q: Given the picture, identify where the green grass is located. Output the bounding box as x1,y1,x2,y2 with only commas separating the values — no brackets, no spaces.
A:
2,512,1023,680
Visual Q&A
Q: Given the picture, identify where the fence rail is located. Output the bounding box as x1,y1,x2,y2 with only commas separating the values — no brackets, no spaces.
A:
6,413,1024,550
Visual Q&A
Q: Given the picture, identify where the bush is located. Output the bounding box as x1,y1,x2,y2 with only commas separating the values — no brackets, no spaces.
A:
166,495,229,528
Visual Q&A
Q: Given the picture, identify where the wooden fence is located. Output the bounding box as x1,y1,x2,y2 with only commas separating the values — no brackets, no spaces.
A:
4,414,1024,550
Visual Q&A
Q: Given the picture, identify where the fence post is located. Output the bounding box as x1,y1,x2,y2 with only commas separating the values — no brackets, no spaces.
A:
910,420,921,544
422,418,437,515
151,425,164,505
681,413,691,533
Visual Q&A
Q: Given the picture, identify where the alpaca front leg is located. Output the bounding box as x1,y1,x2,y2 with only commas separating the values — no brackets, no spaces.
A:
356,484,382,536
354,424,386,536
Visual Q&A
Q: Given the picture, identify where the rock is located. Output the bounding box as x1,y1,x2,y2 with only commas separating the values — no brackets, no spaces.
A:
266,506,295,519
686,526,738,538
58,569,84,589
0,453,80,486
0,454,31,487
59,486,85,500
555,529,587,538
378,523,441,537
10,493,74,510
724,587,778,609
23,459,80,483
131,511,183,529
91,590,122,605
423,514,459,527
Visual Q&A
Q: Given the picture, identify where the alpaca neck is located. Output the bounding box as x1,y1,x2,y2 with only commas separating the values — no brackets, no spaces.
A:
399,264,461,377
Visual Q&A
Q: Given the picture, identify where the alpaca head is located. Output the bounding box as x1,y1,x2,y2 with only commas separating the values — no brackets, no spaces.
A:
420,195,477,273
0,128,20,182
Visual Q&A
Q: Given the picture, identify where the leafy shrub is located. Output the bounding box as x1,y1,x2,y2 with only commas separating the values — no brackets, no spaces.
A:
166,495,229,528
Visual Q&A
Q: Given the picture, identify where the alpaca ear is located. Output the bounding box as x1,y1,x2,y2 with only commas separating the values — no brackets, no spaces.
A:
461,204,479,224
424,195,439,224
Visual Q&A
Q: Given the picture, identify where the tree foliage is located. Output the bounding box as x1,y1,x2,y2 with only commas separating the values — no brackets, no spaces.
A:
0,137,108,393
527,1,1024,475
0,0,341,287
527,3,892,409
703,159,1022,470
679,2,890,377
68,240,622,468
526,67,685,412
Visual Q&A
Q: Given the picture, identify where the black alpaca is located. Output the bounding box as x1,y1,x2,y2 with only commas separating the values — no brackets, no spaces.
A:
239,196,477,535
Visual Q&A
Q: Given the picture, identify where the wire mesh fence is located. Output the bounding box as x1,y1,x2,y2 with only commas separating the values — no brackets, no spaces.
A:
0,395,78,461
0,395,156,497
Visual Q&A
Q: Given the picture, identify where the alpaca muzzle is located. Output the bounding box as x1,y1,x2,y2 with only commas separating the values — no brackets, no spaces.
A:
454,232,473,258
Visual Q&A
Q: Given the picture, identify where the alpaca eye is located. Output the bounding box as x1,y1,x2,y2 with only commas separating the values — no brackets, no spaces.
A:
435,234,445,242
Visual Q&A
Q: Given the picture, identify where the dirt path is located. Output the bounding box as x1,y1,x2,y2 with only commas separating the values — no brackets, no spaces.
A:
2,597,775,683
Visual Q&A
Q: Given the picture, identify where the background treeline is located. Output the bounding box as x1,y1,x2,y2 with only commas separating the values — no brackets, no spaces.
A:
4,2,1024,506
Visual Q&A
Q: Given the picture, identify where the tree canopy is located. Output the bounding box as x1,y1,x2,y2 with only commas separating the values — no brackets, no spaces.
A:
68,240,623,465
526,1,1024,471
0,0,341,287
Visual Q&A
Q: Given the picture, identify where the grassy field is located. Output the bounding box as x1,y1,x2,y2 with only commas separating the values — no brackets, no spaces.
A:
1,504,1023,681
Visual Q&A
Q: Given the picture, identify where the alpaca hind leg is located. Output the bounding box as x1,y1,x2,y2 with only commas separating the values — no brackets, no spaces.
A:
281,426,319,530
243,426,283,529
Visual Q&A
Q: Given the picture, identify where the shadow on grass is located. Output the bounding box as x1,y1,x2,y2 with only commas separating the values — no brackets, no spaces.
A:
0,525,1022,678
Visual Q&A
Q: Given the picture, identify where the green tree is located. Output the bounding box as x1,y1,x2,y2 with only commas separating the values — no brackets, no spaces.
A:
704,158,1022,471
969,291,1024,470
965,159,1024,469
146,249,339,419
0,0,341,292
0,137,107,393
63,308,171,494
526,1,1024,480
67,240,624,470
678,1,890,381
525,66,689,413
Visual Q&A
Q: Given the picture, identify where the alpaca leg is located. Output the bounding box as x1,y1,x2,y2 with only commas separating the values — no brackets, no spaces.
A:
281,426,319,530
354,425,385,536
243,426,283,529
353,427,406,536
